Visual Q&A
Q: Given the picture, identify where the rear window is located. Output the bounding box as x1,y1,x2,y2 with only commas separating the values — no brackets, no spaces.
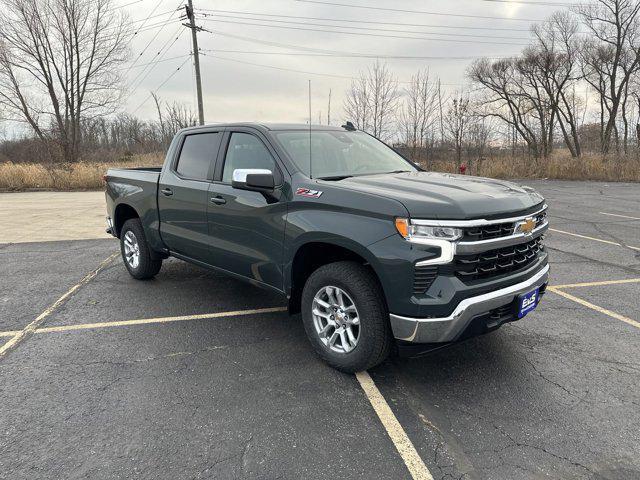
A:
175,133,222,180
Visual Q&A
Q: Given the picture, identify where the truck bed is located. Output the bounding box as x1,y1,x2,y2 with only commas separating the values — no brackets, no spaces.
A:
107,167,161,185
105,167,163,240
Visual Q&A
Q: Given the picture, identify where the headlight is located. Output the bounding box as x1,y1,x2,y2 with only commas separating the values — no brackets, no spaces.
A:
395,218,463,242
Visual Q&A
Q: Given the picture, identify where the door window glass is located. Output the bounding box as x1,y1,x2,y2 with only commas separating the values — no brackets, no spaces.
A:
175,132,221,180
222,133,276,183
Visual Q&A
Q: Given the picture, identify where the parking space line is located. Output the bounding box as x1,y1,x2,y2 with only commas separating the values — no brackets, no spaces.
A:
600,212,640,221
549,228,640,251
35,307,288,334
552,278,640,289
0,252,119,359
0,330,19,338
0,307,288,338
548,287,640,331
355,371,434,480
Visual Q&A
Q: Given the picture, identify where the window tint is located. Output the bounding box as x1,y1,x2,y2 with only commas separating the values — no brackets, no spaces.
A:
222,133,276,183
175,133,221,180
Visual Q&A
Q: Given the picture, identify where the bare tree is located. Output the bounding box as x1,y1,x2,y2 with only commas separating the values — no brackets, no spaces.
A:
344,75,370,132
0,0,129,162
467,115,495,171
469,58,547,158
397,68,440,163
575,0,640,154
532,11,583,157
344,61,399,140
151,92,196,146
444,93,471,168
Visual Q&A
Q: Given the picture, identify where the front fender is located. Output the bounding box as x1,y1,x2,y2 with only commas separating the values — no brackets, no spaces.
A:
283,207,400,297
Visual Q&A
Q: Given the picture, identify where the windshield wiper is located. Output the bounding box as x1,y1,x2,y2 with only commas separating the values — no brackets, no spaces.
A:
317,175,353,181
318,170,411,181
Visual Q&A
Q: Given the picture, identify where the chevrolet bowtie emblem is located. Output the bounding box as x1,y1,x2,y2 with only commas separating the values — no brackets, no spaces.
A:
515,217,536,235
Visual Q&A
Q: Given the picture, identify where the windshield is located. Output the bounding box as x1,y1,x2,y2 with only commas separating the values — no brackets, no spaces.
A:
273,130,417,179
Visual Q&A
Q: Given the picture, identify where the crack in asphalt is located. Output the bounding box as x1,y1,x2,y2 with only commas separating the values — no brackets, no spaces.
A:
521,353,583,402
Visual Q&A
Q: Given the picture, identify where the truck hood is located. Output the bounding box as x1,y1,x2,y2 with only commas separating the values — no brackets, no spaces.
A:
327,171,544,219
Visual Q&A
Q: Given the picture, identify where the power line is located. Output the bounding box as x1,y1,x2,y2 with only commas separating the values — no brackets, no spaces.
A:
197,12,530,41
132,56,192,114
130,9,178,25
111,0,144,10
118,54,191,71
124,2,183,75
127,26,186,94
480,0,575,5
210,31,504,59
195,8,532,32
200,48,498,60
121,1,170,73
199,52,464,86
294,0,544,22
199,18,530,45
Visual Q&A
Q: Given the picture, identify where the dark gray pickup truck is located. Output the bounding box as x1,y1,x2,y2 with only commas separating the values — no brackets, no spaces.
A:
105,122,549,372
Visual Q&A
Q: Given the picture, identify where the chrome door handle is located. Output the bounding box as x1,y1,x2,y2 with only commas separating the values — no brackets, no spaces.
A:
210,196,226,205
160,188,173,196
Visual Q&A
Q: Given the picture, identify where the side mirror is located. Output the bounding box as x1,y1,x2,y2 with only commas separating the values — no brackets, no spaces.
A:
231,168,275,192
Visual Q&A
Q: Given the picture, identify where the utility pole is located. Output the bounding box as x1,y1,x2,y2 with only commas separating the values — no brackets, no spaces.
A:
327,89,331,125
185,0,204,125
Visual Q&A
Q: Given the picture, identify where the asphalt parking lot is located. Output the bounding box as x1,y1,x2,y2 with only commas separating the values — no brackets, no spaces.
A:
0,180,639,480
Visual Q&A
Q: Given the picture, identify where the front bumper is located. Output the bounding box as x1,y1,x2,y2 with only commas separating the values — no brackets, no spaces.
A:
390,263,549,343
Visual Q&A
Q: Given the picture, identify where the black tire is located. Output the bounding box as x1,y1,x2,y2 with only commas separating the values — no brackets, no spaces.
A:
120,218,162,280
301,261,392,373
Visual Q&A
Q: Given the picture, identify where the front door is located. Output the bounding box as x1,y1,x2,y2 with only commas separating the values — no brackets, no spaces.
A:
158,130,222,262
206,130,288,290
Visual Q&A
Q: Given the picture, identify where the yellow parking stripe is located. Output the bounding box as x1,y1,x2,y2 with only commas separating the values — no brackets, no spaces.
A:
552,278,640,289
0,252,119,358
356,371,434,480
36,307,288,333
548,287,640,331
599,212,640,221
0,307,288,338
549,228,640,251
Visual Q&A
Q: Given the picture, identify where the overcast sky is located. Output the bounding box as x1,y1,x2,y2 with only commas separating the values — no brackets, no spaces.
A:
121,0,571,125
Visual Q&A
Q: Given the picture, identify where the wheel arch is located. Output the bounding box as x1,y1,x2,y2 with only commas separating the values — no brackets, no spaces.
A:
113,203,140,238
287,238,386,315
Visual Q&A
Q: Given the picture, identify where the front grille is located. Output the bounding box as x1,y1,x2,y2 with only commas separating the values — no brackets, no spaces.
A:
453,236,544,282
461,208,547,242
463,222,514,241
413,265,438,294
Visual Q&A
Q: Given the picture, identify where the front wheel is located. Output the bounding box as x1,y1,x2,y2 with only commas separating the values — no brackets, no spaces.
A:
120,218,162,280
301,261,392,372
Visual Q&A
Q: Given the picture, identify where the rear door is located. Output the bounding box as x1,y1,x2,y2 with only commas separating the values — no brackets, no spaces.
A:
158,129,223,262
206,129,288,291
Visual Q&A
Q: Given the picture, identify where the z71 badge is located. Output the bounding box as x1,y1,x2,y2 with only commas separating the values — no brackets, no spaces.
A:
296,188,323,198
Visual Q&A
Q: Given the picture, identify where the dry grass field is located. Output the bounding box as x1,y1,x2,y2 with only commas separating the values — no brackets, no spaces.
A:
421,151,640,182
0,153,164,191
0,151,638,191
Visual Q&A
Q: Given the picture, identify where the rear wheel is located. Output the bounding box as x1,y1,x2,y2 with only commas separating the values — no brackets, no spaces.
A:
120,218,162,280
301,261,392,372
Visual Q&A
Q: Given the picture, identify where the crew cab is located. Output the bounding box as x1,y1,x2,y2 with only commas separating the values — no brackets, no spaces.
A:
105,123,549,372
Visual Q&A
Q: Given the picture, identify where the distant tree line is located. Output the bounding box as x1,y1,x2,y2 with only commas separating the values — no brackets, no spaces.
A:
3,0,640,168
344,0,640,164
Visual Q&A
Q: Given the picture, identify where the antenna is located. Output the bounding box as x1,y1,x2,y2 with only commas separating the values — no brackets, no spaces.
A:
308,79,313,179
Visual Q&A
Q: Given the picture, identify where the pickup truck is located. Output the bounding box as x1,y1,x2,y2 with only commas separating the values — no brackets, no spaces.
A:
105,123,549,372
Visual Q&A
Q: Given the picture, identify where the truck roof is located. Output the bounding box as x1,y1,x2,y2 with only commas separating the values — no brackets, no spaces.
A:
179,122,349,134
